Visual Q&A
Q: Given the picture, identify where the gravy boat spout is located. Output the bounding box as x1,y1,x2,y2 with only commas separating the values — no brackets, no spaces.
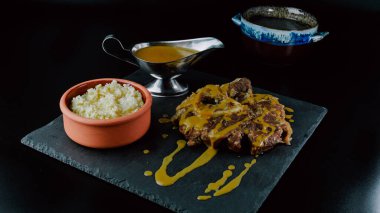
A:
102,35,224,97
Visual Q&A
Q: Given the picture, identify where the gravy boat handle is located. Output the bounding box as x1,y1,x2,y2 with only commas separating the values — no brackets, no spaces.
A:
102,34,138,66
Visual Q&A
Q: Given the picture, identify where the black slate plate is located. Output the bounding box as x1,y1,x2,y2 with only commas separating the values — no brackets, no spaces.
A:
21,70,327,213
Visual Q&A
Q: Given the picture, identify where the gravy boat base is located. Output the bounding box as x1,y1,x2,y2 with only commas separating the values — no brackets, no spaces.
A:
146,77,189,97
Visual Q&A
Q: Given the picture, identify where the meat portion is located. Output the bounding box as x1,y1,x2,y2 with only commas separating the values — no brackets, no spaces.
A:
172,78,293,155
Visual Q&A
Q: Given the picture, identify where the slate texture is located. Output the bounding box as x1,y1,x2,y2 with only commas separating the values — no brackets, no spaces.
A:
21,70,327,213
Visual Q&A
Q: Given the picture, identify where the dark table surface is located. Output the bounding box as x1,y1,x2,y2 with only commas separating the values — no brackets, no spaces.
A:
1,0,380,212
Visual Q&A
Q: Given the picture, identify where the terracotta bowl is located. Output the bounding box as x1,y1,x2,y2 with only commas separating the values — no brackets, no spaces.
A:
59,78,152,148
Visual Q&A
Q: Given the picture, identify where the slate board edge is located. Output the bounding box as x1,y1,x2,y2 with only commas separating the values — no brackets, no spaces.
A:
20,108,328,213
19,70,329,213
255,107,327,212
20,124,187,213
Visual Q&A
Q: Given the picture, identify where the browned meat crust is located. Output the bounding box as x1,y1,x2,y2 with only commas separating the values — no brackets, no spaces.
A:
172,78,293,155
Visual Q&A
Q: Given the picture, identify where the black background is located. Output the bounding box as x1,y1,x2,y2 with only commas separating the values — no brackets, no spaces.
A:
1,0,380,212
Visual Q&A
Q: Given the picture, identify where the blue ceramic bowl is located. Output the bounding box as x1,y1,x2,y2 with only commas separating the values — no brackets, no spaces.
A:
232,6,329,46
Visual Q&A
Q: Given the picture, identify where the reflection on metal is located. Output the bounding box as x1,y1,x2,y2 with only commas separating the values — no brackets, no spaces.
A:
102,35,224,97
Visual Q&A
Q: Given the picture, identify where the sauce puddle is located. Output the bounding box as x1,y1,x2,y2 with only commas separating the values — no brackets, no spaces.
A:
135,46,198,63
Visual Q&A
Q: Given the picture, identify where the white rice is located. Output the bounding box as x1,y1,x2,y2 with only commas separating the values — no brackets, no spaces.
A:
71,80,144,119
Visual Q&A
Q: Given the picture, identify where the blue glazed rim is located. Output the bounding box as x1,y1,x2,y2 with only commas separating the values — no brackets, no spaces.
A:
232,7,329,46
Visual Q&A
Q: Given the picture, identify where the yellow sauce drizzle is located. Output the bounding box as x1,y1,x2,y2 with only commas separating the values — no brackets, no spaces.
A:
143,149,150,154
285,114,293,119
158,118,172,124
176,83,251,147
152,80,295,200
213,159,256,197
285,107,294,112
161,133,169,139
197,195,212,201
155,140,218,186
144,171,153,176
205,170,233,193
208,117,250,144
175,82,292,151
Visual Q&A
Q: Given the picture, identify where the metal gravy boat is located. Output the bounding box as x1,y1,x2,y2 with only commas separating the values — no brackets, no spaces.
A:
102,35,224,97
